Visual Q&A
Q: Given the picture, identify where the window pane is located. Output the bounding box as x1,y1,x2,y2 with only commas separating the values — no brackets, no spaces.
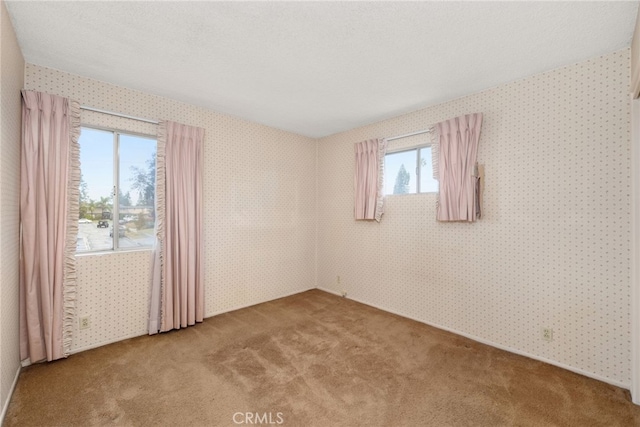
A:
419,147,439,193
119,134,156,249
384,150,416,195
78,128,114,252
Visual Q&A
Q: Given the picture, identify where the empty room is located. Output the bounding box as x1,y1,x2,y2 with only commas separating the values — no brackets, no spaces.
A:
3,1,640,425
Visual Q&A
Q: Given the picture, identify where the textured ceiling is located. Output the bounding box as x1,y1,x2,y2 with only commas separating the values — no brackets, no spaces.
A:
5,1,639,138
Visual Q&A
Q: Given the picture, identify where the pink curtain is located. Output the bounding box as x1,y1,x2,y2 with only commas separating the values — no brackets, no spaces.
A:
149,121,204,334
20,90,80,362
434,113,483,222
354,138,387,222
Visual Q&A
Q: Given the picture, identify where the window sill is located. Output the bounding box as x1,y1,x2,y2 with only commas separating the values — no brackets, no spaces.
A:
385,192,438,197
76,247,153,257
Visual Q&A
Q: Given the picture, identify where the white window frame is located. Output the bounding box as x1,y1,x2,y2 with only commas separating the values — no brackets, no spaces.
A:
385,143,438,195
78,125,157,253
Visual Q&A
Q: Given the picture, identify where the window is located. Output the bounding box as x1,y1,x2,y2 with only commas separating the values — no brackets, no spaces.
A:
77,127,157,252
384,145,438,195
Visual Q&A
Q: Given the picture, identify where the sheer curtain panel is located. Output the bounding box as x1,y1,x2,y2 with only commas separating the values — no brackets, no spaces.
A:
354,138,387,222
20,90,80,362
433,113,483,222
149,121,204,334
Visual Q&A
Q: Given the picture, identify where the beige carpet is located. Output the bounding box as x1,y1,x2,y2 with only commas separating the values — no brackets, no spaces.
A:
5,289,640,426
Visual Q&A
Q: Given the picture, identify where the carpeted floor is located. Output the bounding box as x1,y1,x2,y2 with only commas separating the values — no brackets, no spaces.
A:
5,289,640,426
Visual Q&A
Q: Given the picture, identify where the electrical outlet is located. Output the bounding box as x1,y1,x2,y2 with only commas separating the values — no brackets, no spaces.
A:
337,275,341,285
542,328,553,342
79,316,91,330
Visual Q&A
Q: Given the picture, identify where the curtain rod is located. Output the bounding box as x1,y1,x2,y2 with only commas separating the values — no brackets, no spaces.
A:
80,106,159,125
386,128,432,142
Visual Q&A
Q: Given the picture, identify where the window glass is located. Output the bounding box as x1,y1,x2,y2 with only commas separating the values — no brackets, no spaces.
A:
118,134,156,249
384,145,438,195
78,127,156,253
384,150,416,195
419,147,438,193
78,128,114,252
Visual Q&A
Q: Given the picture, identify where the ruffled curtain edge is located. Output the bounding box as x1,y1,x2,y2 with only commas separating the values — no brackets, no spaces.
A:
62,99,81,357
374,138,387,222
148,121,166,335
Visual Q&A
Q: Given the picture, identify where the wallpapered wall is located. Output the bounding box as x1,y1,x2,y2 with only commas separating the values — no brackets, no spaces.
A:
0,0,24,416
24,63,318,353
317,49,631,387
19,49,633,388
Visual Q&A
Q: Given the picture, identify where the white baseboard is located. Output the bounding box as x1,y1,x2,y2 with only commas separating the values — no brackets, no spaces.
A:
317,286,342,297
70,331,148,355
631,97,640,404
0,365,21,425
71,287,318,355
205,286,316,318
316,287,629,390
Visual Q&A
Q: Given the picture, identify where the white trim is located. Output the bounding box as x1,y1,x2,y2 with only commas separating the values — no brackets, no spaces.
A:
112,131,120,249
80,106,159,125
315,140,319,290
385,143,432,155
631,97,640,404
316,287,629,390
317,286,342,297
0,365,21,425
80,123,156,140
75,247,153,257
386,128,433,142
204,287,316,318
76,125,158,254
384,145,439,195
69,288,317,354
70,332,146,355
